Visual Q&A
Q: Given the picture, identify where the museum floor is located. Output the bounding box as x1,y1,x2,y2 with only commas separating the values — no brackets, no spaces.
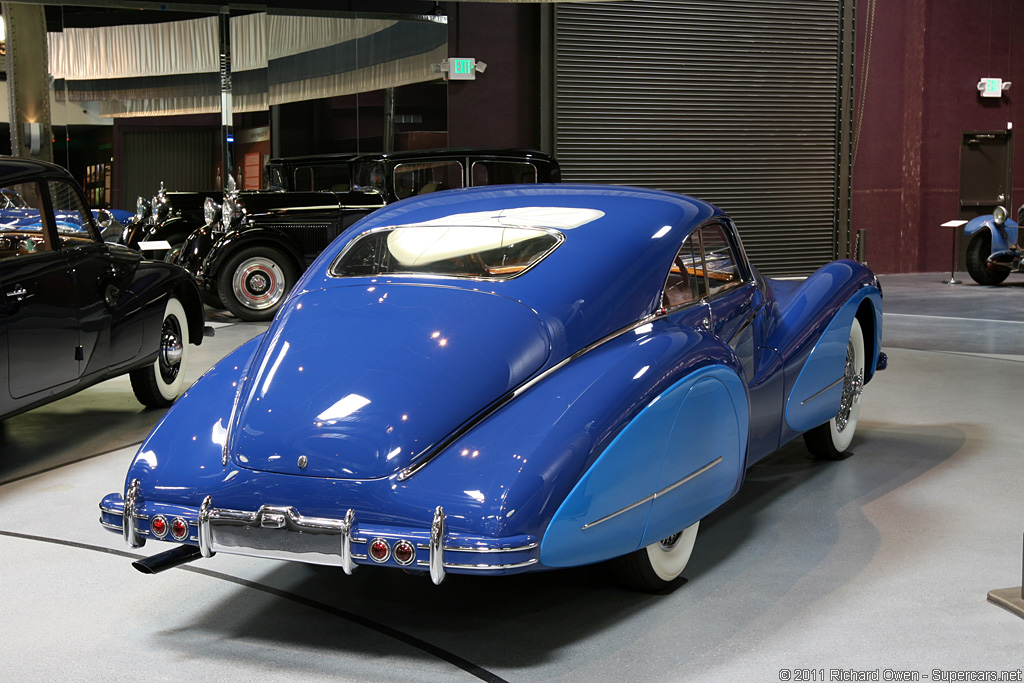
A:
1,272,1021,682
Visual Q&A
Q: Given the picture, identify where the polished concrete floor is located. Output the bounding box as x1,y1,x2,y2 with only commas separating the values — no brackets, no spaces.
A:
1,273,1022,682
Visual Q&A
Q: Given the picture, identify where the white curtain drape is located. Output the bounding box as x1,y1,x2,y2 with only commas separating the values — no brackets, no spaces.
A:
47,13,446,118
48,16,220,80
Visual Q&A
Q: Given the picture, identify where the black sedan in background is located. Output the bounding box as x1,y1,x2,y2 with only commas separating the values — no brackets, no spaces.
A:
180,148,560,321
0,157,207,417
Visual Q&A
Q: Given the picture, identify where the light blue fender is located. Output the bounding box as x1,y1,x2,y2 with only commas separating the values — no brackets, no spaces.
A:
784,288,881,433
540,365,748,567
964,215,1017,253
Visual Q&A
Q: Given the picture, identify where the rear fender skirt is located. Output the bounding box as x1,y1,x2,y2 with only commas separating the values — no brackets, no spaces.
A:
784,288,881,433
540,365,748,568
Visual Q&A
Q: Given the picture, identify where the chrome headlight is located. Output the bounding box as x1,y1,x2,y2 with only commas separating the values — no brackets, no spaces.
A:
154,201,169,223
993,206,1008,225
220,196,239,230
134,196,150,222
204,196,220,226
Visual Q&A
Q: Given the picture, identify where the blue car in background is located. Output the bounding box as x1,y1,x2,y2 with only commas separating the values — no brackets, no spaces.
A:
101,184,885,592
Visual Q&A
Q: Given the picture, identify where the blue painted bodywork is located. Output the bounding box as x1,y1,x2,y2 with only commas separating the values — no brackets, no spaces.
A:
100,184,884,578
964,214,1018,252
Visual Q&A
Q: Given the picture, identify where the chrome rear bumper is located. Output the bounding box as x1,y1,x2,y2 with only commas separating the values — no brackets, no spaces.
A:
100,483,540,584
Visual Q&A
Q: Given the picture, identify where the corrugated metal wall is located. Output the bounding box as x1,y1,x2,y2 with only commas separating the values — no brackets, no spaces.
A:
121,128,218,204
554,0,850,275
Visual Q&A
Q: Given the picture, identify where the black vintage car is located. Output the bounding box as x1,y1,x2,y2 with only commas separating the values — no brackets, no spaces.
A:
0,157,208,417
120,183,223,263
179,148,560,321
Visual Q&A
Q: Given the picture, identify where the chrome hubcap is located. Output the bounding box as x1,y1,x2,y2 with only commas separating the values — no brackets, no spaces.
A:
159,317,183,383
836,340,863,433
232,257,286,310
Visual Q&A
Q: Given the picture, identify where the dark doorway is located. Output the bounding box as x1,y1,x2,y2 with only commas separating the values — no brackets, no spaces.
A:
959,130,1013,221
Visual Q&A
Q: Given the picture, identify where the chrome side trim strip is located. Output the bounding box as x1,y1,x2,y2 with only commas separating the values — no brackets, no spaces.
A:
800,376,844,406
99,504,123,516
581,457,723,531
100,520,122,531
441,542,539,554
397,312,665,482
429,506,446,586
444,558,539,571
123,479,145,548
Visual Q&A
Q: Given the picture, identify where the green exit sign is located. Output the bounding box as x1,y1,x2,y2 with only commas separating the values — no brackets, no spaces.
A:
448,58,476,80
979,77,1009,98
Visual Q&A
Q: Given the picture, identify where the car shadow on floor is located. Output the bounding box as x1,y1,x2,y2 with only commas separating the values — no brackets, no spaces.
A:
147,422,967,677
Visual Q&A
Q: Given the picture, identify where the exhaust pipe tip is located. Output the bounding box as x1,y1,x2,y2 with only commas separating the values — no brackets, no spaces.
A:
132,544,202,574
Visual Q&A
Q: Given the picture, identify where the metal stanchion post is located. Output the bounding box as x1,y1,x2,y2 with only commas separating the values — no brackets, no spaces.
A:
987,532,1024,619
940,220,967,285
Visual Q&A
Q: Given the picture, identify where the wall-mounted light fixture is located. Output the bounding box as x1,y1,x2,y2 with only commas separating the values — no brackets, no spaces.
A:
432,58,487,81
22,122,43,155
978,77,1012,98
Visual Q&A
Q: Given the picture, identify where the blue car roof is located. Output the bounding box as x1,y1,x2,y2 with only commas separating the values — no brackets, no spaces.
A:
303,184,723,356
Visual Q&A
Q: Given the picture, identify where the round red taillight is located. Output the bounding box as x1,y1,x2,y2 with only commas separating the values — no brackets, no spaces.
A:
369,538,390,563
170,518,189,541
393,540,415,566
151,515,168,538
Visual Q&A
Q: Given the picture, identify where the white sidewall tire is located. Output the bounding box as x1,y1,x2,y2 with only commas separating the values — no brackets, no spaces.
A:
153,297,189,402
645,521,700,582
829,317,864,453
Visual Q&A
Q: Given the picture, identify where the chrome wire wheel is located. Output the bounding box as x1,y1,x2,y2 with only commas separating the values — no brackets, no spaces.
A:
804,317,866,459
232,256,286,311
835,337,864,433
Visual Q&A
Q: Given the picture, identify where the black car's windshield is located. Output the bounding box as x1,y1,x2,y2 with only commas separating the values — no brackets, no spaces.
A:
331,225,560,280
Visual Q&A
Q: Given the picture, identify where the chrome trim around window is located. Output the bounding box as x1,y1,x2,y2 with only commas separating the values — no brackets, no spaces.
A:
581,457,723,531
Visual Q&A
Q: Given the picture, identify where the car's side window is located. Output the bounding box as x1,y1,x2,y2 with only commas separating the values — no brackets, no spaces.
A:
0,181,52,259
393,161,464,199
294,165,351,192
697,223,743,297
48,179,99,247
662,233,702,309
471,161,539,186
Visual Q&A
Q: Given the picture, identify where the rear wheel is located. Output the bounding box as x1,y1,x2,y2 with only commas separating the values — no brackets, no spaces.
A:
966,231,1010,286
804,318,865,459
217,246,297,321
609,522,699,592
130,297,189,408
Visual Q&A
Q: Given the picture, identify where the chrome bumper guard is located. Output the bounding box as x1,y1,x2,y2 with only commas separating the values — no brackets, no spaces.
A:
100,488,539,585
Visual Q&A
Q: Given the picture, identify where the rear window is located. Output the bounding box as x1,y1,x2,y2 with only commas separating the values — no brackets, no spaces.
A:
331,225,561,280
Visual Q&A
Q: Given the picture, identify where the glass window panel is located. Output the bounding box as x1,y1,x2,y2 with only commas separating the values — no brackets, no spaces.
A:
392,161,464,199
471,161,539,186
48,180,98,247
332,225,559,280
699,224,742,296
0,181,51,258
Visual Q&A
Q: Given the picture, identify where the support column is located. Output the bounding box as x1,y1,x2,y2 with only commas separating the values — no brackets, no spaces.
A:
3,3,53,161
219,10,235,189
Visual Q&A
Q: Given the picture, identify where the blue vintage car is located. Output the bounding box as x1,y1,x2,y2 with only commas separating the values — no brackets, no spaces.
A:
100,184,885,591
